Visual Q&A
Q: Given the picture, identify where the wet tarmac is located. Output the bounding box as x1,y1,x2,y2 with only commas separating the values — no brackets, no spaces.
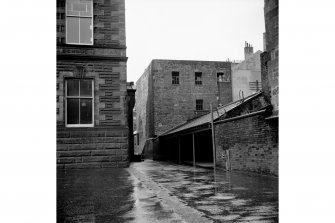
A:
57,160,278,222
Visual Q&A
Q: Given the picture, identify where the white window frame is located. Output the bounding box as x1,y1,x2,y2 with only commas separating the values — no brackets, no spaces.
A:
65,79,94,127
66,0,94,45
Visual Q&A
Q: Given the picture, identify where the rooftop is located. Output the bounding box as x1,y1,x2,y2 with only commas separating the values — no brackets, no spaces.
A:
160,91,263,137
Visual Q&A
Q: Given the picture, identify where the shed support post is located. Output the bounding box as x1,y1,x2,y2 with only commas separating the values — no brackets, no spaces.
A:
192,133,196,167
210,103,216,170
178,137,181,164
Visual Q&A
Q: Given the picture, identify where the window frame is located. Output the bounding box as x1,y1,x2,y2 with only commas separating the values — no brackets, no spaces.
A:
196,99,203,111
65,0,94,45
195,72,202,85
172,71,180,85
65,78,94,127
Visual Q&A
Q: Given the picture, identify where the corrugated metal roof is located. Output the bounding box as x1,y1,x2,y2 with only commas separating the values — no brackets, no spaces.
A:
160,91,263,137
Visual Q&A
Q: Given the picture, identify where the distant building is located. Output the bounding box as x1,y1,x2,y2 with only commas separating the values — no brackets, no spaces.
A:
232,42,262,101
126,82,136,162
56,0,129,168
135,59,233,156
261,0,279,116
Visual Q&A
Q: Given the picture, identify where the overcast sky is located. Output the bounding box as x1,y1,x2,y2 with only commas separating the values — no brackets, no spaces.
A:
125,0,265,83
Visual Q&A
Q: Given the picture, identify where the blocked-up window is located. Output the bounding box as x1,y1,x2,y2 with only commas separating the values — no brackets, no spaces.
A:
217,72,231,82
66,0,93,45
195,72,202,85
196,99,203,111
65,79,94,127
172,71,179,85
217,72,224,82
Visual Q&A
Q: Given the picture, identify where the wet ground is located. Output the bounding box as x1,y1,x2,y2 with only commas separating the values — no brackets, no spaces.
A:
57,160,278,222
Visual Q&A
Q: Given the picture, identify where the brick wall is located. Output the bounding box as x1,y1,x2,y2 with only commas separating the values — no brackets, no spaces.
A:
152,60,232,136
134,64,154,154
215,115,278,175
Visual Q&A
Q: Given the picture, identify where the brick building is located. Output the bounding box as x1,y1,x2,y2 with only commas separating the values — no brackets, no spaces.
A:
135,59,232,156
153,0,279,176
57,0,129,168
232,42,262,101
158,92,278,176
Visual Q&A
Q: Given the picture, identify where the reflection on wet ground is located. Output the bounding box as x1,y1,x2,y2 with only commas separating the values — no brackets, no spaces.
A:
57,160,278,222
130,160,278,223
57,166,186,223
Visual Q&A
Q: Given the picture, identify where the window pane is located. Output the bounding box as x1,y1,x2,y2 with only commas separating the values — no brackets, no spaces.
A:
66,2,72,11
80,79,92,97
67,11,80,16
67,99,79,124
80,18,93,44
80,11,92,17
73,2,86,12
86,2,92,15
80,99,92,124
66,17,80,43
67,79,79,96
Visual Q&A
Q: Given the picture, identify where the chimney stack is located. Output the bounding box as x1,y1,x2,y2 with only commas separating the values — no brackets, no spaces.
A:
244,41,254,60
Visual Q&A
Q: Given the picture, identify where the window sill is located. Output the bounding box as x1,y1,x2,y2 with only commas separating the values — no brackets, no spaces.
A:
65,124,94,128
57,43,127,49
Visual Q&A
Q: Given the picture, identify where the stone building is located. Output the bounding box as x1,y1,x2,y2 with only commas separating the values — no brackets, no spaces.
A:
261,0,279,116
126,82,136,161
232,42,262,101
56,0,129,168
135,59,232,156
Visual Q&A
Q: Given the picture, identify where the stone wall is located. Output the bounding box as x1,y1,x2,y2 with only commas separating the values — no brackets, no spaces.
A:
152,60,232,136
57,61,127,127
57,0,126,46
57,128,128,168
262,0,279,114
56,0,129,168
215,115,278,175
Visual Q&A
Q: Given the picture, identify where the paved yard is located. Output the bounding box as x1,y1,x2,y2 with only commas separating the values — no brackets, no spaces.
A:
57,160,278,222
